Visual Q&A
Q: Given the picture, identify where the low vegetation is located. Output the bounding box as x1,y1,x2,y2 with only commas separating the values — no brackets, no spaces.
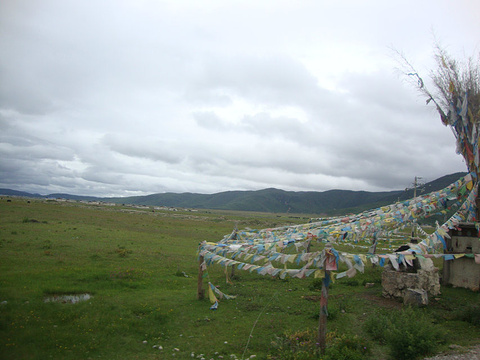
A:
0,198,479,359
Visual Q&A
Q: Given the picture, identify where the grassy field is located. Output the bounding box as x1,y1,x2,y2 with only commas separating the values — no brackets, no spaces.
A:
0,198,479,359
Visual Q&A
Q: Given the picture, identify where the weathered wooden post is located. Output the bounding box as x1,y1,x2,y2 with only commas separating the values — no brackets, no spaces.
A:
369,232,378,267
197,255,205,300
306,232,317,253
231,224,238,279
317,242,333,353
318,271,330,353
476,183,480,221
306,238,312,253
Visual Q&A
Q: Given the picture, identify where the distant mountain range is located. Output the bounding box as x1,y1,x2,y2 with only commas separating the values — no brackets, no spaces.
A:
0,172,466,215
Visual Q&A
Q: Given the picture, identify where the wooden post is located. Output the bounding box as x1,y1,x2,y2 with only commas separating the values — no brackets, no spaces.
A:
197,255,205,300
370,233,378,268
317,243,333,354
476,183,480,221
230,224,238,279
318,269,330,354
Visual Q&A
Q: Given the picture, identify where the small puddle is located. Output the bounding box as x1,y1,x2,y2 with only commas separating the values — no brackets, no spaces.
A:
44,293,92,304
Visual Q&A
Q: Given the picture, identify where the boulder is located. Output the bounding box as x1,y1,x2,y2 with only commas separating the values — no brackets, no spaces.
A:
403,288,428,307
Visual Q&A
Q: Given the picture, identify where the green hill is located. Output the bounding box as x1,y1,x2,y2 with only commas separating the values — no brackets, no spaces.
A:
1,172,466,215
107,172,466,214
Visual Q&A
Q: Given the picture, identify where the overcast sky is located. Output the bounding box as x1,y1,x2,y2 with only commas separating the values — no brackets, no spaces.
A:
1,0,479,197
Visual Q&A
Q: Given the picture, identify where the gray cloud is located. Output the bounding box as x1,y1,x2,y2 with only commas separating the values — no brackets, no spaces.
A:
0,0,475,197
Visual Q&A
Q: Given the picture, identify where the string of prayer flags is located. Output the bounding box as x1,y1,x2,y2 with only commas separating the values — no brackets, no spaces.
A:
198,173,479,309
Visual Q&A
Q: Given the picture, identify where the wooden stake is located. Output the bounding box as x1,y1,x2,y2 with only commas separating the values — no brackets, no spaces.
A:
197,255,205,300
318,269,330,354
230,224,238,279
370,233,378,268
476,183,480,221
318,243,333,354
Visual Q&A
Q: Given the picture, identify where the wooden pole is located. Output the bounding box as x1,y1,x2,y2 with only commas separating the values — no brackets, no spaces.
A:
318,243,332,354
476,183,480,221
370,233,378,268
197,255,205,300
318,269,330,353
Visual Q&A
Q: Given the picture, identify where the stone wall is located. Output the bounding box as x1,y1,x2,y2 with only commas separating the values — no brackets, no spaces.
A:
381,258,441,299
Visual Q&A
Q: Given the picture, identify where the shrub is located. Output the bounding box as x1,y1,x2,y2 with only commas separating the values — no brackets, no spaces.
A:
268,328,319,360
267,329,370,360
455,305,480,327
363,309,390,343
364,306,445,360
324,331,371,360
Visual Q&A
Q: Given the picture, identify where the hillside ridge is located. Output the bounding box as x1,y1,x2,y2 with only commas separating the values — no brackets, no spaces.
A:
0,172,466,214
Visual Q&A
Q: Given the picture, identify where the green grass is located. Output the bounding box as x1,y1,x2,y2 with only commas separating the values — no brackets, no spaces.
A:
0,198,479,359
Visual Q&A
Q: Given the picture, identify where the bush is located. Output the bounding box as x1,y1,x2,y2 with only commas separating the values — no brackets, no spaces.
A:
364,306,445,360
455,305,480,327
268,328,318,360
267,329,370,360
324,331,370,360
363,309,390,343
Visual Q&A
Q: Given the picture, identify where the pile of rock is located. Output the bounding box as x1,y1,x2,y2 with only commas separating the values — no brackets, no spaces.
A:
381,256,440,306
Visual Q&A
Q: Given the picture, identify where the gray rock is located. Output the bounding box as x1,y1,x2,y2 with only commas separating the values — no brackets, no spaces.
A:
403,288,428,307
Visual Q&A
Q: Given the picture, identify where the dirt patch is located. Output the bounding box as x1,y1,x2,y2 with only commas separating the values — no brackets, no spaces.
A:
302,295,321,302
302,292,402,310
358,292,403,310
423,344,480,360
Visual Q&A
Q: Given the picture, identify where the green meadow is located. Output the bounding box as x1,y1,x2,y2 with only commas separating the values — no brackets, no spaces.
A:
1,198,479,360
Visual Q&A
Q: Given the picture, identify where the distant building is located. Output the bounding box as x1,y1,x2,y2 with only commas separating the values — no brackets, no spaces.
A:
443,222,480,291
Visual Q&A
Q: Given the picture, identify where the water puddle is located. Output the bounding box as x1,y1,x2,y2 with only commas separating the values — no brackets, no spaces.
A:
44,293,92,304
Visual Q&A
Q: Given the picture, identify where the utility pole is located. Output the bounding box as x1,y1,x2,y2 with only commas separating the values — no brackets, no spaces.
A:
413,176,423,199
411,176,424,243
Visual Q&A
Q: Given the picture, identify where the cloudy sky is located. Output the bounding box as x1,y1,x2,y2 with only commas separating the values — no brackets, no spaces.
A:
1,0,479,197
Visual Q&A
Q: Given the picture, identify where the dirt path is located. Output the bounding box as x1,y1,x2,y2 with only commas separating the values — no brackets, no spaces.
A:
423,344,480,359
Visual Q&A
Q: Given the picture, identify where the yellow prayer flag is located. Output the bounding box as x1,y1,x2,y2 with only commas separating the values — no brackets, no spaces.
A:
208,285,218,304
467,181,473,191
330,272,336,283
